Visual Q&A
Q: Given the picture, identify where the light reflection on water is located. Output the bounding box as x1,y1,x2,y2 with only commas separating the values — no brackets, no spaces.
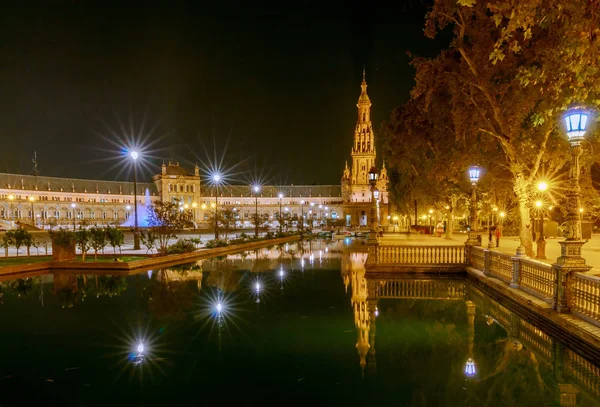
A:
0,238,598,406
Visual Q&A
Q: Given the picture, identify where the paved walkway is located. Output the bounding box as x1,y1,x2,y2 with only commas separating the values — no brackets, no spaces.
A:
380,232,600,276
0,231,269,258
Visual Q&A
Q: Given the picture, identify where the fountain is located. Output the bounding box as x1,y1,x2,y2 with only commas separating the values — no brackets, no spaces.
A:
120,188,153,228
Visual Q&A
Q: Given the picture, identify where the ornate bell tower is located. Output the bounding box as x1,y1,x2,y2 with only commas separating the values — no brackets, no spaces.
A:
351,68,377,187
341,69,389,227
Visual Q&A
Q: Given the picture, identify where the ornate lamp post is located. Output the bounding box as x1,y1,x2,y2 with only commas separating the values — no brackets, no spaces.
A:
300,200,305,233
213,174,222,240
466,165,481,246
7,194,15,222
368,167,379,244
71,203,76,230
28,196,35,226
278,193,283,234
130,151,141,250
555,108,592,312
253,185,261,238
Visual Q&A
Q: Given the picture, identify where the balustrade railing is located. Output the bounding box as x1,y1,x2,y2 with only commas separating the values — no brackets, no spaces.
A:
374,245,464,265
517,258,556,304
569,272,600,328
367,242,600,328
488,251,513,283
470,247,485,271
565,348,600,398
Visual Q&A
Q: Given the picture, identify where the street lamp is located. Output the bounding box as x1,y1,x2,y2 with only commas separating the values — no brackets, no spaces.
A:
253,185,261,238
300,200,305,233
214,174,222,240
534,200,546,259
7,194,15,222
535,181,550,260
28,196,35,226
554,107,592,312
368,166,379,243
71,203,76,230
130,151,140,250
278,193,284,234
466,165,481,246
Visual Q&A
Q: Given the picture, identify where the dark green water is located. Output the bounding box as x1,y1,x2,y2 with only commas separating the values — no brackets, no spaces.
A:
0,241,598,406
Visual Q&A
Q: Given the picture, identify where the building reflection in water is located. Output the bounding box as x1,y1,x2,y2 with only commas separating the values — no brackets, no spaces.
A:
345,253,600,406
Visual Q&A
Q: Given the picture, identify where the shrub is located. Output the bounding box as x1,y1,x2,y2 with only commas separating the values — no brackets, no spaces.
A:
166,239,196,255
49,228,76,248
205,239,229,249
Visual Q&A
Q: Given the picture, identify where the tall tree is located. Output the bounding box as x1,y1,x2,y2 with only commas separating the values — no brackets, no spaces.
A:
410,0,600,254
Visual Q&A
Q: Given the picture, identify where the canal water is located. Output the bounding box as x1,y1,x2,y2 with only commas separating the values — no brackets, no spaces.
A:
0,239,598,406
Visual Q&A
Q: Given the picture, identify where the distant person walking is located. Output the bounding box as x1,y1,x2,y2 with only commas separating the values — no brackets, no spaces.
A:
495,227,501,247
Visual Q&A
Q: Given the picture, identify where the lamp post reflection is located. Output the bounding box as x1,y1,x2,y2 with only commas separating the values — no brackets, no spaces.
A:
465,300,476,378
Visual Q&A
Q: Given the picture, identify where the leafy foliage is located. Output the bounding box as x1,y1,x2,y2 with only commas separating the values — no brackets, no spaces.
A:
386,0,600,252
75,229,91,262
147,200,194,255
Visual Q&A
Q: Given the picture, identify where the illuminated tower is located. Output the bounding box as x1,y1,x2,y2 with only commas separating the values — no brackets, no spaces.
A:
341,69,388,227
351,68,376,187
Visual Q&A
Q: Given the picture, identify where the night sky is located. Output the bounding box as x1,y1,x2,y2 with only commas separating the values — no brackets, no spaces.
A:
1,1,445,185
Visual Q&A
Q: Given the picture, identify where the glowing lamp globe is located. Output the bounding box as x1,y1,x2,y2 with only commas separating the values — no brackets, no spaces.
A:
130,151,139,161
216,303,223,313
137,343,144,353
468,166,480,184
564,108,589,142
465,358,476,377
213,174,221,183
278,193,283,199
374,189,380,199
253,185,260,193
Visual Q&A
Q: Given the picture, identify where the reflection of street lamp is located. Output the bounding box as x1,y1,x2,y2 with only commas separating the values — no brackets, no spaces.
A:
465,300,476,378
130,151,140,250
253,185,261,238
71,203,76,230
466,165,480,246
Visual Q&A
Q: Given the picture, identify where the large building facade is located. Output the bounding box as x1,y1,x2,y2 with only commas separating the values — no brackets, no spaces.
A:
0,161,343,230
0,71,388,231
341,71,389,227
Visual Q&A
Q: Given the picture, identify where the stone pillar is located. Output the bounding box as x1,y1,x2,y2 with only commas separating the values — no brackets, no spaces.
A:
510,246,527,288
553,241,591,313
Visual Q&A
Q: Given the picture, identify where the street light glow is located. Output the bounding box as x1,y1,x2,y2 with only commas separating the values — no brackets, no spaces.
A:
535,200,542,208
130,151,139,161
216,302,223,313
465,358,476,377
253,185,261,193
564,108,589,141
537,181,548,191
213,174,221,183
499,212,506,218
278,193,283,199
137,342,145,354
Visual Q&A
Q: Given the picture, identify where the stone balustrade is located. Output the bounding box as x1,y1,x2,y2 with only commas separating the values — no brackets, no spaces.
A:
370,245,465,265
366,243,600,328
569,272,600,327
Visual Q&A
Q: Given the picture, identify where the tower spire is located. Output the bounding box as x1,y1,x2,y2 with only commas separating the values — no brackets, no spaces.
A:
362,66,366,83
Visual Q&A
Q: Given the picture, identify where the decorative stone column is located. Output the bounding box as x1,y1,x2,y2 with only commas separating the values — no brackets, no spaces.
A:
553,141,592,313
510,246,527,289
